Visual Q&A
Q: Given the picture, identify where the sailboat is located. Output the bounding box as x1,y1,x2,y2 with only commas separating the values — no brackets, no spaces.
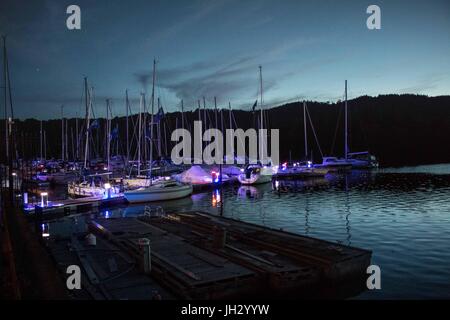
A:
315,80,353,172
124,59,193,203
238,66,275,185
276,101,329,178
124,179,192,203
68,78,120,197
347,151,379,169
68,171,120,198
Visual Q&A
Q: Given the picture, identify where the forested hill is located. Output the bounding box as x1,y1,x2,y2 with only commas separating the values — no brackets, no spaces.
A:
266,94,450,167
7,94,450,167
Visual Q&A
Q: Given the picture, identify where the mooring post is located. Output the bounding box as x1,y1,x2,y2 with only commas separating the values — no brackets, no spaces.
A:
138,238,151,274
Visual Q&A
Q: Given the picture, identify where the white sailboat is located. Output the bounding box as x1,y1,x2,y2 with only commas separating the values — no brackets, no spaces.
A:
124,180,193,203
238,66,274,185
68,172,120,198
124,59,193,203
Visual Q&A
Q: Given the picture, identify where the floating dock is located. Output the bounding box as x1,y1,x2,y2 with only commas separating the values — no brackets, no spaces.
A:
55,210,373,299
24,194,126,217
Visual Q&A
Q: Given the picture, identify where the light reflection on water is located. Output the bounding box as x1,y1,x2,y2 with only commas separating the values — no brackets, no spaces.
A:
47,164,450,299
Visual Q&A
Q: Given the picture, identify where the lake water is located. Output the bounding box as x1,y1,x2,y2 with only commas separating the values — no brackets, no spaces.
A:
46,163,450,299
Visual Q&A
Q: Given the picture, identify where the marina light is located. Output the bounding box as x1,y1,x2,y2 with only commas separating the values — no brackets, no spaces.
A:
40,192,48,207
211,171,220,184
41,223,50,238
104,183,112,199
12,172,17,176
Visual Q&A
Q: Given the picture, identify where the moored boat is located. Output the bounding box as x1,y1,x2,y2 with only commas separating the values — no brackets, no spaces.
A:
276,161,329,178
173,165,231,188
124,180,193,203
238,164,274,185
314,157,352,172
347,151,379,169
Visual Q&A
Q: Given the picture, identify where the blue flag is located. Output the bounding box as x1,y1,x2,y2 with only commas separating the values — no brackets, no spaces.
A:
154,107,165,123
110,126,119,140
145,126,152,139
88,119,99,131
251,100,257,112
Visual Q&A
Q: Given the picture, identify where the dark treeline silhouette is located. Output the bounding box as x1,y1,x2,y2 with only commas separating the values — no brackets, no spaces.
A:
3,94,450,167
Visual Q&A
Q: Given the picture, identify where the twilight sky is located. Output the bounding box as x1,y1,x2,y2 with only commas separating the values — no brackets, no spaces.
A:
1,0,449,119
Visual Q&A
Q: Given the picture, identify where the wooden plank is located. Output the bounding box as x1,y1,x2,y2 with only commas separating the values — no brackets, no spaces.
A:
151,251,202,281
225,244,277,267
71,236,100,284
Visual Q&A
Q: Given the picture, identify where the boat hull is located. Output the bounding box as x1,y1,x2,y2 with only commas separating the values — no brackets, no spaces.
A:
238,173,272,185
314,164,352,172
275,167,329,179
124,184,193,203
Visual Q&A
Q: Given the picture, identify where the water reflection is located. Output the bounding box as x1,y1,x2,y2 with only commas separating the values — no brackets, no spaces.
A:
237,186,260,199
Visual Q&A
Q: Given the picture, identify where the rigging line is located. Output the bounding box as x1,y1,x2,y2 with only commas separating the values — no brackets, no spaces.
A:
330,102,343,156
306,104,324,158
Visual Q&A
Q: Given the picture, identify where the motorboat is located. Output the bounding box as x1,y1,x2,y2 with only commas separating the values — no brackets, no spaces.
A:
237,164,274,185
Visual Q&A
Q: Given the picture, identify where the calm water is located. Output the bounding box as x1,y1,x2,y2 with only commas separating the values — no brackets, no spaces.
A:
46,163,450,299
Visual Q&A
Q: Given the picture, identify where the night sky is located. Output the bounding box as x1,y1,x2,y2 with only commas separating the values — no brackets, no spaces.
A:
1,0,449,119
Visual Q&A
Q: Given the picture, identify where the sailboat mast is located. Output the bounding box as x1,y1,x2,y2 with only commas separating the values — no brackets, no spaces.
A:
157,97,161,158
197,100,202,149
106,99,111,170
203,97,207,142
71,127,74,162
214,97,218,129
203,97,207,130
61,105,64,161
83,84,91,169
65,117,68,160
3,36,8,163
344,80,348,160
138,93,143,176
228,102,232,130
303,101,308,159
44,130,47,159
181,99,184,131
259,66,264,162
125,89,129,164
40,120,43,160
149,59,156,182
75,115,79,160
